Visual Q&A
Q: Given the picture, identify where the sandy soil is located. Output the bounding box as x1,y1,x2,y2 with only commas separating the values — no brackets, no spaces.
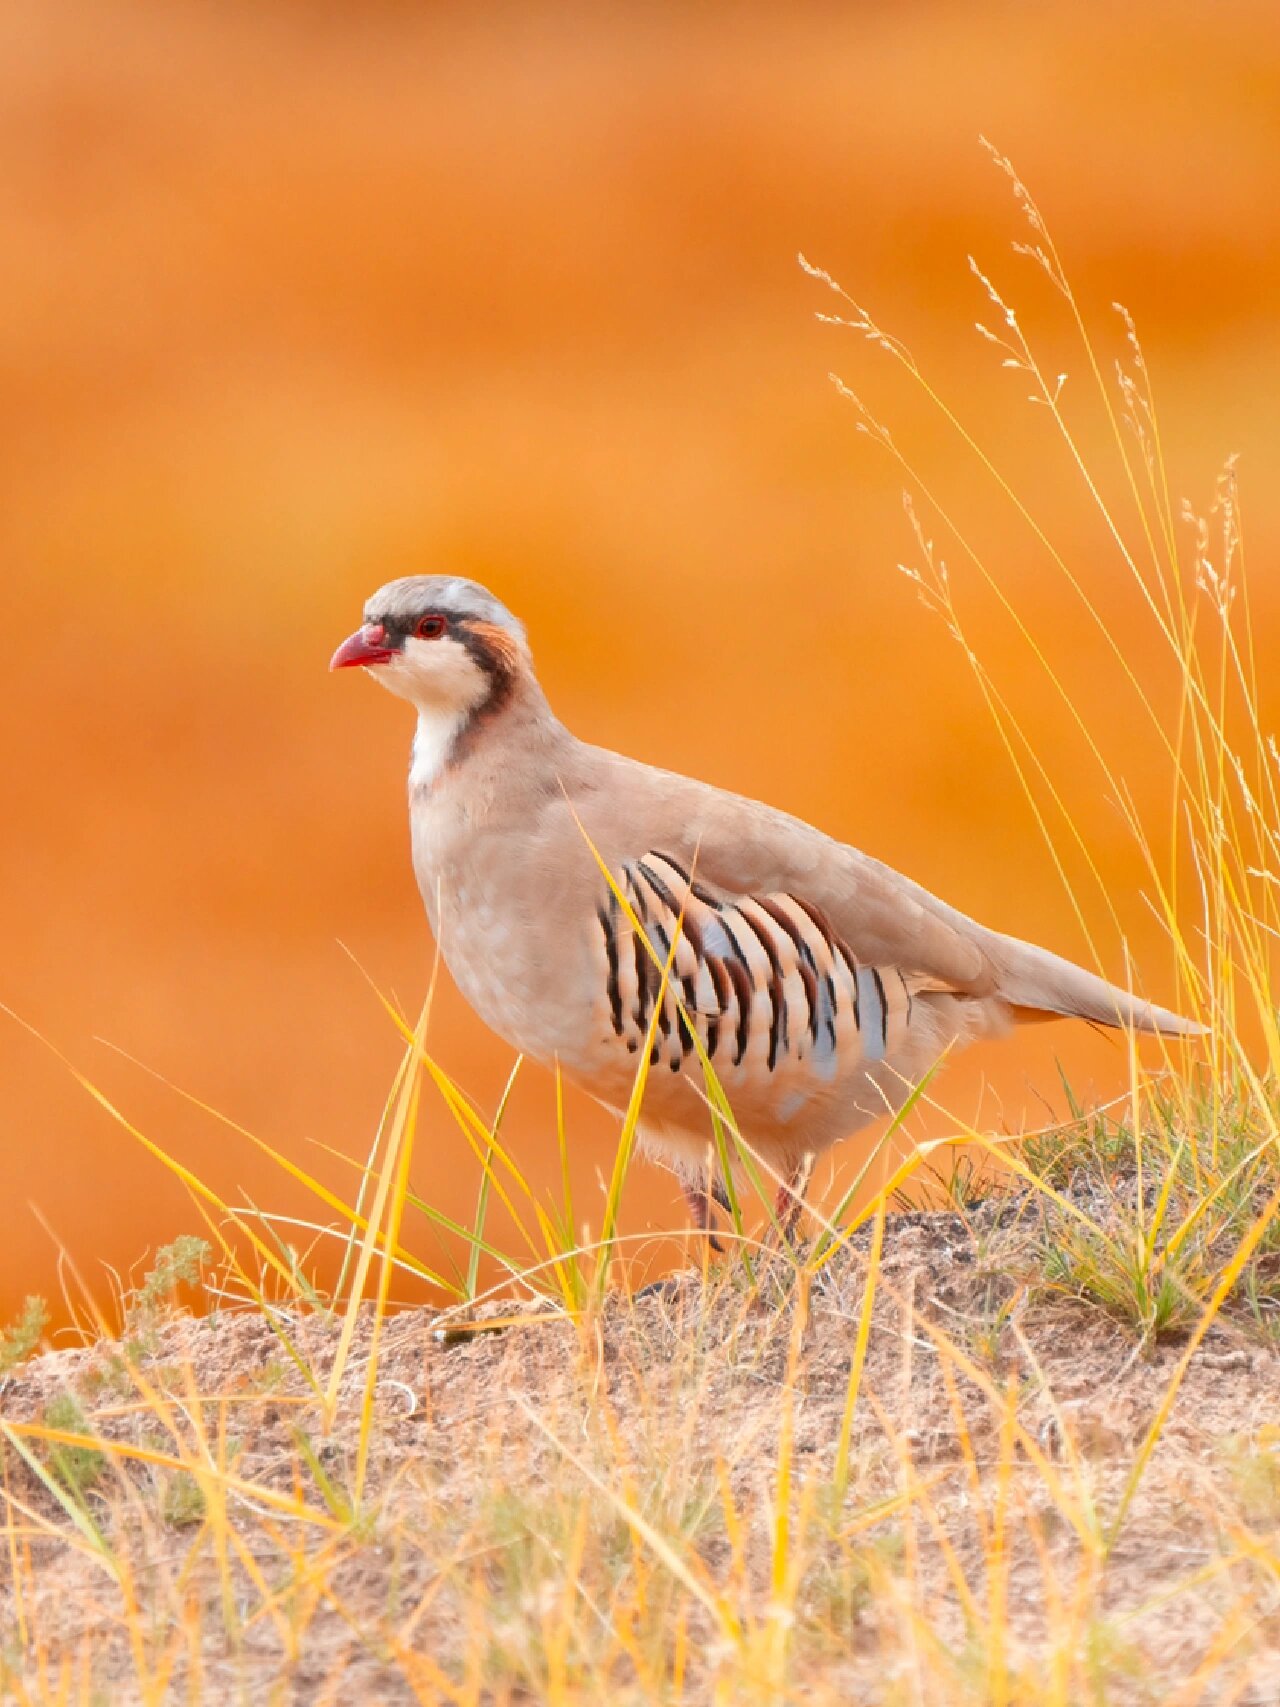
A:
3,1197,1279,1703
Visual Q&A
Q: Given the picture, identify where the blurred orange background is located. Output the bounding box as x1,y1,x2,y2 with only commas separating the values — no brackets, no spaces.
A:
3,0,1279,1320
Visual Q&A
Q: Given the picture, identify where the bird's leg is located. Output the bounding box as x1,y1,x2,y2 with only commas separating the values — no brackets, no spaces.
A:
682,1176,725,1254
773,1154,815,1248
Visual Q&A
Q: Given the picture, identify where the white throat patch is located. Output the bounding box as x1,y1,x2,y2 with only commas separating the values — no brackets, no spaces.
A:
410,705,468,792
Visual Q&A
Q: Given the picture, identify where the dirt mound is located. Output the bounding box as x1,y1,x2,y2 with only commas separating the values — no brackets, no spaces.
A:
3,1199,1279,1703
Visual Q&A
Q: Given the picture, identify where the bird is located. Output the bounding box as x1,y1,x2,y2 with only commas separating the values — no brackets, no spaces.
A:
330,575,1200,1243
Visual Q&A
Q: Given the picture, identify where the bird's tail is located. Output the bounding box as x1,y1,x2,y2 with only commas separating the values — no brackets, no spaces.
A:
987,932,1205,1037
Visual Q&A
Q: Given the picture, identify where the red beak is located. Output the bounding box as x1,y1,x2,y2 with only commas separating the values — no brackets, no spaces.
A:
329,623,397,670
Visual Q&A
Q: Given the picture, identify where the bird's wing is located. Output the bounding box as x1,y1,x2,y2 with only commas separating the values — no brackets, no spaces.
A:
567,749,993,994
565,747,1199,1037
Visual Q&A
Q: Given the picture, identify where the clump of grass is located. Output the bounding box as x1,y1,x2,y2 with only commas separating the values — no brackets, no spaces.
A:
463,1478,719,1688
1011,1087,1280,1340
161,1468,206,1528
0,1295,47,1377
42,1394,104,1499
1019,1106,1149,1190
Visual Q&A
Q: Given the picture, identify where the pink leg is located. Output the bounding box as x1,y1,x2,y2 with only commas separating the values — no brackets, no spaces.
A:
774,1155,814,1245
683,1178,725,1253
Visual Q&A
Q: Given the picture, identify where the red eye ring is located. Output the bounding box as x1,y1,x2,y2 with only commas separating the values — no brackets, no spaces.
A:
416,614,447,640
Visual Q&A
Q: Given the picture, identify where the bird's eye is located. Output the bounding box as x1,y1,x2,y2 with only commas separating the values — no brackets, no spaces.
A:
416,614,447,640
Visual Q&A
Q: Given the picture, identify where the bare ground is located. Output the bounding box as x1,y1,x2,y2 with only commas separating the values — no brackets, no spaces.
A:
3,1195,1280,1704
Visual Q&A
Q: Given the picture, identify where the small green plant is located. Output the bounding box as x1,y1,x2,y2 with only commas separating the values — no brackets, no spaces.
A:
43,1394,104,1498
162,1469,206,1528
252,1355,288,1393
798,1530,904,1651
123,1234,211,1359
0,1295,48,1377
130,1234,210,1319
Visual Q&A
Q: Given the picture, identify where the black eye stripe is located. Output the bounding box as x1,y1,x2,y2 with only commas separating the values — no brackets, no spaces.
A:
371,611,455,644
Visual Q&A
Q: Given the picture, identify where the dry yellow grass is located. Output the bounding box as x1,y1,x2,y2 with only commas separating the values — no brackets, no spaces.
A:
4,1196,1280,1705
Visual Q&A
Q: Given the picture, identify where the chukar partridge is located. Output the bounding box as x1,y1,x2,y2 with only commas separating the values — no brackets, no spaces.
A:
331,576,1198,1238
